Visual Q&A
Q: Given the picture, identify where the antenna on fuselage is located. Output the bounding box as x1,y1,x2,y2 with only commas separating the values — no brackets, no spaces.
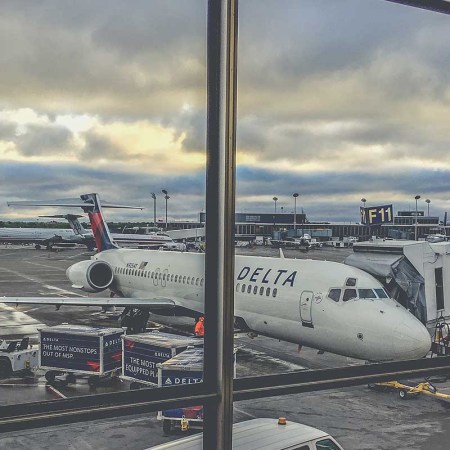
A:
279,248,285,259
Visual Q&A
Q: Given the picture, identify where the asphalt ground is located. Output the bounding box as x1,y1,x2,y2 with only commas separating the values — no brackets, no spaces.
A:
0,245,450,449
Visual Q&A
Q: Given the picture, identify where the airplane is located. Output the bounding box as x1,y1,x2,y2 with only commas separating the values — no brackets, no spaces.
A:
0,215,93,250
8,203,185,251
1,193,431,362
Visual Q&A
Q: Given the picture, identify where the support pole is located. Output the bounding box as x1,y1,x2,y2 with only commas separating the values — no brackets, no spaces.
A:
204,1,238,449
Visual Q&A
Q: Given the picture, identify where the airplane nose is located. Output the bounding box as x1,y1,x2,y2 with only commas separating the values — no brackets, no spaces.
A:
392,320,431,359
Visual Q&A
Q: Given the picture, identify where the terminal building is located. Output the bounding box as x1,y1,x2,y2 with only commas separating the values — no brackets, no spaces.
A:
162,210,446,243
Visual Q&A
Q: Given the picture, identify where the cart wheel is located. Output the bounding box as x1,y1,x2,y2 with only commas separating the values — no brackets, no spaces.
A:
399,389,408,399
66,373,77,384
45,371,57,383
88,375,99,388
162,420,172,435
0,359,12,379
130,382,141,390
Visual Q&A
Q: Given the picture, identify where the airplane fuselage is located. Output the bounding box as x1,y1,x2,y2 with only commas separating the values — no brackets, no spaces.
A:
95,248,431,361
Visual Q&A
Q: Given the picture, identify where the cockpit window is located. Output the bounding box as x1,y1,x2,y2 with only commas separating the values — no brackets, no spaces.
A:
345,277,357,286
358,289,377,299
328,289,341,302
343,289,357,302
374,288,389,298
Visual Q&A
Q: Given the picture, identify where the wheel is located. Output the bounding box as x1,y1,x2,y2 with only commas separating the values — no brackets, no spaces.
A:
45,371,57,383
66,373,77,384
0,359,12,379
162,419,172,435
399,389,408,399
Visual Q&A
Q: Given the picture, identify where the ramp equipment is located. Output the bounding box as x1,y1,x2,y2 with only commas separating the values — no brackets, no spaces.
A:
369,379,450,400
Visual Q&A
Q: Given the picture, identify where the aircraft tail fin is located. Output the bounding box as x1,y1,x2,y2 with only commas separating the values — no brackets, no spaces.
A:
80,194,119,251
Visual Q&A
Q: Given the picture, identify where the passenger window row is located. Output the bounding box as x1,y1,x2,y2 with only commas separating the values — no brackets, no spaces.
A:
235,283,277,298
114,267,204,286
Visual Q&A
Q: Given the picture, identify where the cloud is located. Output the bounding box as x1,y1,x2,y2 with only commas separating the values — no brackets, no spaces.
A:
0,1,450,222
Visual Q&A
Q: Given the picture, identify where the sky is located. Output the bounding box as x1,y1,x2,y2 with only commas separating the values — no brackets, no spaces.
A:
1,0,450,223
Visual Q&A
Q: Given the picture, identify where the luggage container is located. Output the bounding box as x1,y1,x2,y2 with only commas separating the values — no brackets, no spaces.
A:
157,347,236,434
39,324,124,386
121,332,202,388
157,347,204,434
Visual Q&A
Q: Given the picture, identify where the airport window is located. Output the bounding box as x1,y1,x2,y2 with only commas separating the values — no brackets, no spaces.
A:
163,274,166,281
266,287,270,296
272,288,277,298
345,278,357,287
191,278,195,285
236,283,240,292
196,278,199,286
200,278,204,286
374,288,388,298
150,272,154,279
187,276,191,284
343,289,357,302
358,289,376,299
174,275,178,282
247,285,252,294
253,286,258,294
241,284,246,293
259,286,264,295
328,289,341,302
183,276,186,283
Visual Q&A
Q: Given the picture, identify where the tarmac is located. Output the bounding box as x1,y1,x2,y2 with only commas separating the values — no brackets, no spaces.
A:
0,245,450,449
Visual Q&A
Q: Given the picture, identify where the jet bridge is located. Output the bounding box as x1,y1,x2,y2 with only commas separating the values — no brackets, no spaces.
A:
345,240,450,326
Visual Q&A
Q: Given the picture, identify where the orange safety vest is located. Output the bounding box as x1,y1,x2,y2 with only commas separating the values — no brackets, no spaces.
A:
195,320,204,337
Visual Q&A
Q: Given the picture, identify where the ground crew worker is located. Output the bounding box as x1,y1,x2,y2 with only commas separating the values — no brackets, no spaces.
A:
194,316,205,337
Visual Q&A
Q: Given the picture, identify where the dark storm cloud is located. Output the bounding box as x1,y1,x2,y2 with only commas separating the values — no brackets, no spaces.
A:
0,161,206,221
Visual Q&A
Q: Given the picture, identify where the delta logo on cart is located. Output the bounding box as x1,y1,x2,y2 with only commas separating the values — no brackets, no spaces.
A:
163,371,203,386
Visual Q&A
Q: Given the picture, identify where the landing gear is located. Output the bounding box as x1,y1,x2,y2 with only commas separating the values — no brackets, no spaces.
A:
119,307,150,334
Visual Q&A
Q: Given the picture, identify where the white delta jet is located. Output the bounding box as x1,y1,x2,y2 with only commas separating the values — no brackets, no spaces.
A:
2,194,431,362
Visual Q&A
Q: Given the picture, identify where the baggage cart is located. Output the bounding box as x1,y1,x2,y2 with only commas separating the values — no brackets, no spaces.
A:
121,331,202,388
157,347,204,434
39,324,124,386
157,347,236,434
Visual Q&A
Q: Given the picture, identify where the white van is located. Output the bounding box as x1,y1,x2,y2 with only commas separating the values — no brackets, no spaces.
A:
146,418,344,450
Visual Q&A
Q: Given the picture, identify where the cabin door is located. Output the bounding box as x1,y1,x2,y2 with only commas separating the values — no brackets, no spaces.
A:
300,290,313,327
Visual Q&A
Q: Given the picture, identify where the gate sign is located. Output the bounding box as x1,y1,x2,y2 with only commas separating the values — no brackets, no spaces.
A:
360,204,393,225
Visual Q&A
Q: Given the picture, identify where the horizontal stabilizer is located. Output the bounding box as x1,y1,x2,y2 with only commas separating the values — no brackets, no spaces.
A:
8,199,143,210
38,214,84,219
1,297,175,309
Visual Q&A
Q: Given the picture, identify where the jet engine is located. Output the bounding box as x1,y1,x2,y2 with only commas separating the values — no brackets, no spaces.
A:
66,260,114,293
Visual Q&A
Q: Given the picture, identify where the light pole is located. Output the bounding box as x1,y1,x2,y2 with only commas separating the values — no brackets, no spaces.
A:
293,193,299,234
273,197,278,232
151,193,156,227
162,189,170,229
415,195,421,240
426,199,430,216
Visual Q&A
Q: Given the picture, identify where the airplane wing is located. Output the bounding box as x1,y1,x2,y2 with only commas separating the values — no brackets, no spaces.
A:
0,297,176,309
